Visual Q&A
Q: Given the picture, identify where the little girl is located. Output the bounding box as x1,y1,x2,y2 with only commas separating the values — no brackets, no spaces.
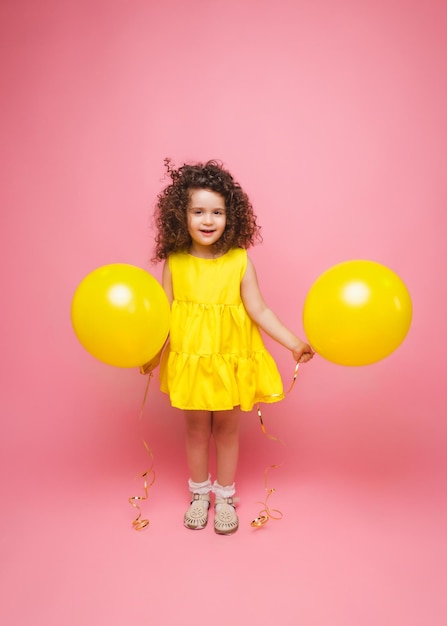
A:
145,160,314,535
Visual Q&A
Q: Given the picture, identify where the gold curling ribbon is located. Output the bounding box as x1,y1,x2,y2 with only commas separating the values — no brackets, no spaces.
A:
285,361,300,395
128,373,156,531
250,363,300,528
250,465,284,527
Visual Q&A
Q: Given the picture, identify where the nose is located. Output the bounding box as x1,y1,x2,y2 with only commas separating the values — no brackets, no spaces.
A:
202,211,213,224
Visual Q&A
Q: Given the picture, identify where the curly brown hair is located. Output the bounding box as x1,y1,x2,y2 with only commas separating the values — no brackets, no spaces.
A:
152,159,262,261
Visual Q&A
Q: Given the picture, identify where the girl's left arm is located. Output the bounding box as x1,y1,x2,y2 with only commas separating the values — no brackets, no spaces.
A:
241,256,314,363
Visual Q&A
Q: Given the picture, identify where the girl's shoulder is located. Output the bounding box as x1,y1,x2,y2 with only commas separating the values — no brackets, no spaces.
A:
218,248,247,272
166,250,188,269
223,247,248,277
226,247,247,261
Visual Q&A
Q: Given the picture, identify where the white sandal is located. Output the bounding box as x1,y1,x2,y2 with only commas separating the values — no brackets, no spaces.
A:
184,493,210,530
214,496,239,535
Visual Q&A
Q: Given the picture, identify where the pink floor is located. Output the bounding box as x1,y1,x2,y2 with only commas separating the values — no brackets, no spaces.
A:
2,463,446,625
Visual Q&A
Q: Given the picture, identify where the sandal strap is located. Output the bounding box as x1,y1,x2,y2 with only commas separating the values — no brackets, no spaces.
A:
192,493,211,502
215,496,239,507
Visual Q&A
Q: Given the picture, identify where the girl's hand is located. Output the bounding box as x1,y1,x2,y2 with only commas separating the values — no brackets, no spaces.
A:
292,342,315,364
139,351,162,375
139,337,170,375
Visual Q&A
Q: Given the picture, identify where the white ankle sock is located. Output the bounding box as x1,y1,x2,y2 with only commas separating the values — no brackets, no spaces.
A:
212,481,236,499
188,475,212,507
212,481,236,511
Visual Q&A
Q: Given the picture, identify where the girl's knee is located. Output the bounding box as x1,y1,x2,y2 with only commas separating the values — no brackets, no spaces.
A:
213,420,240,442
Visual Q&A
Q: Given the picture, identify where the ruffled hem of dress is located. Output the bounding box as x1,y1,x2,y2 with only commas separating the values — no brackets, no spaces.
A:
160,350,284,412
160,390,285,412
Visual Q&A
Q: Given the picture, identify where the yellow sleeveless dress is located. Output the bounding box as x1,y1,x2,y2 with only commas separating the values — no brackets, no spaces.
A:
159,248,284,412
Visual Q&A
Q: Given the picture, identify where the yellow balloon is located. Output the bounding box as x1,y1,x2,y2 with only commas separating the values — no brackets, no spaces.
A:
71,264,170,368
303,260,412,366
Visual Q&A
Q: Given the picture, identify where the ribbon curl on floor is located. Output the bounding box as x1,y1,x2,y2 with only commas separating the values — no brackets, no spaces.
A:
251,363,300,528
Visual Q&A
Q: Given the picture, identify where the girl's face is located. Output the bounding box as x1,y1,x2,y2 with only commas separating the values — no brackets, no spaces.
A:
187,188,226,257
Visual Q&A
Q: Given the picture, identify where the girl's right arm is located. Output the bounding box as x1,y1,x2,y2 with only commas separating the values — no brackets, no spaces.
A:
162,259,173,304
140,260,173,375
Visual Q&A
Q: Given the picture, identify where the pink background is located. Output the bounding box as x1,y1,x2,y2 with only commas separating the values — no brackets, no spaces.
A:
1,0,446,624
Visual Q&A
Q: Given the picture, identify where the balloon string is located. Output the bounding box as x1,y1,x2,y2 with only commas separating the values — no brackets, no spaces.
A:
128,373,156,531
285,361,300,394
138,371,152,421
251,363,300,528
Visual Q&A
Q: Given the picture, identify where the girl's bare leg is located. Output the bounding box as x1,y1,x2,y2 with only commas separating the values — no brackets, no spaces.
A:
212,407,241,487
184,410,212,483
